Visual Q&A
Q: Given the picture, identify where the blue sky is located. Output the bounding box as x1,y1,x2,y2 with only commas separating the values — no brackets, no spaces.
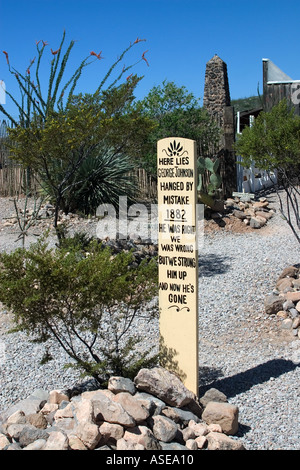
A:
1,0,300,121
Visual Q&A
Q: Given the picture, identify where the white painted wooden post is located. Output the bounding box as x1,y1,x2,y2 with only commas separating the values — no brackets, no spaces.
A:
157,137,199,395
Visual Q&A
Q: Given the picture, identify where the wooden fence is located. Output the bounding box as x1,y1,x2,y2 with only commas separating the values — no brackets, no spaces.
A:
0,166,41,197
132,168,157,201
0,163,158,201
0,165,24,197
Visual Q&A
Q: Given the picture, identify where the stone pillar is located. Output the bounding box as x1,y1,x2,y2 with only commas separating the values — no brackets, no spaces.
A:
203,54,231,129
203,55,236,198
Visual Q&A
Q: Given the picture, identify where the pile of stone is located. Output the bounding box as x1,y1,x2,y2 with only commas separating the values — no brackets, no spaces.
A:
2,203,80,229
264,265,300,339
100,236,158,267
223,195,274,228
0,367,245,451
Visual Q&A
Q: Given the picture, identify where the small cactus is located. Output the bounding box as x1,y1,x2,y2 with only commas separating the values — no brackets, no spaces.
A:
197,157,221,193
197,156,222,208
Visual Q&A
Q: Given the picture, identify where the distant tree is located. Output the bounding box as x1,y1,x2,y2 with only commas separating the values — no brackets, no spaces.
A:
231,95,263,113
136,80,220,174
235,99,300,244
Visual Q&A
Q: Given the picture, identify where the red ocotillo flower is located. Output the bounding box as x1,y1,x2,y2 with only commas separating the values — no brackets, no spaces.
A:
3,51,9,65
51,48,61,55
90,50,103,60
133,37,144,44
126,73,133,81
142,50,149,66
42,41,49,47
35,40,41,46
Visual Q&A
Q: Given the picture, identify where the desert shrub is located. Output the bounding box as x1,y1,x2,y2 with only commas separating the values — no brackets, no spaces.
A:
57,230,95,252
0,239,158,384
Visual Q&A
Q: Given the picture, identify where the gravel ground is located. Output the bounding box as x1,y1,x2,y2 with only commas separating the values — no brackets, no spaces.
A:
197,204,300,451
0,191,300,450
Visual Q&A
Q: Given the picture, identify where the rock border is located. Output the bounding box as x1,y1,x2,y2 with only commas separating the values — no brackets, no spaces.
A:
264,264,300,340
209,195,275,229
0,367,246,451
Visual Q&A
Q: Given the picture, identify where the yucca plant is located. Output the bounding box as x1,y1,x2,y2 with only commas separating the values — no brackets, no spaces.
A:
45,147,138,216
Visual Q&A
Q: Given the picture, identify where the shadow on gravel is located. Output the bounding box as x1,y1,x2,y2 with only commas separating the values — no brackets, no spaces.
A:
198,358,299,398
198,254,231,278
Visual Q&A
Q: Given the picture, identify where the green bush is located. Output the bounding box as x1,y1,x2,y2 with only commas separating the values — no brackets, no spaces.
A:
0,239,158,384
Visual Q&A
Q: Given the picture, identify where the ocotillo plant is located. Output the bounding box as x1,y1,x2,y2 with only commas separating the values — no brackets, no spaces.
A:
1,31,148,126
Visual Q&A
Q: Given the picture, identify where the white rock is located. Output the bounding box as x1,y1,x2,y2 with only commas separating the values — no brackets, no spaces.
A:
186,439,198,450
23,439,47,450
6,410,26,426
43,431,69,450
0,433,10,450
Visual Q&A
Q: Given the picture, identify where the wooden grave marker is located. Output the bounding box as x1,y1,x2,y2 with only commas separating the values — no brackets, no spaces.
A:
157,137,199,395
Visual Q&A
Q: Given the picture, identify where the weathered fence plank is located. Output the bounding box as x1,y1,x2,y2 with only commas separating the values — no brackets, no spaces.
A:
0,165,158,200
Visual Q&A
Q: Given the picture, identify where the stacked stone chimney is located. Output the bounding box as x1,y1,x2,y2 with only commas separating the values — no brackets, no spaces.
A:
203,54,236,198
203,54,231,128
